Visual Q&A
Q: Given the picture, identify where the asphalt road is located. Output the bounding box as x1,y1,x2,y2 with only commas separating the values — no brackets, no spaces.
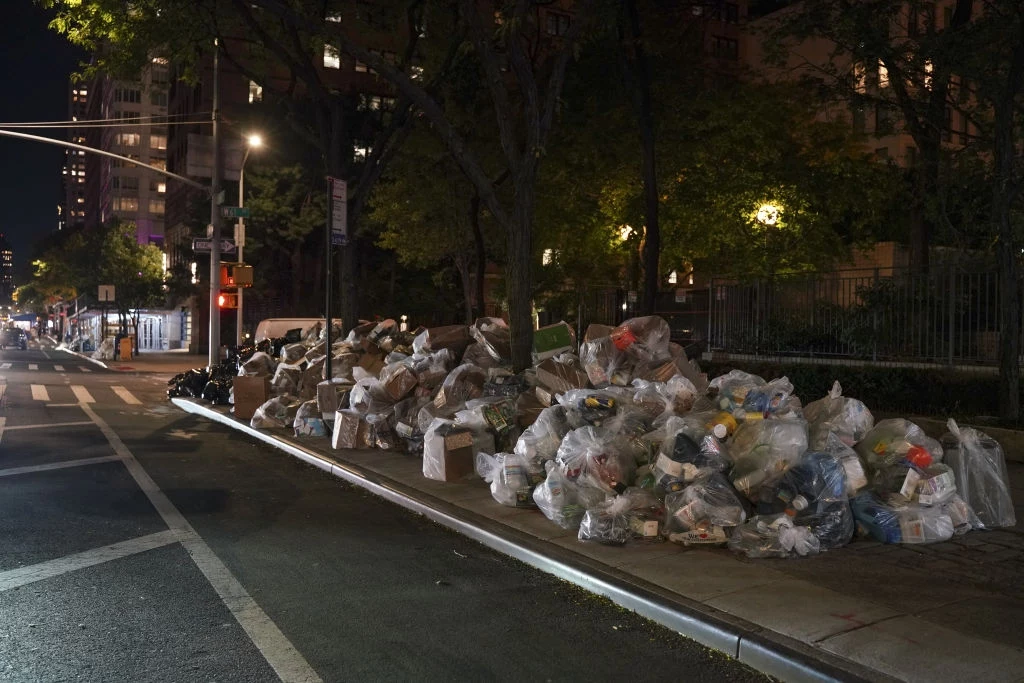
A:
0,341,771,683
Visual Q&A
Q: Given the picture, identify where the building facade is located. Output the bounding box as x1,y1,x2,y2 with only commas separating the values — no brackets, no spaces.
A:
0,233,12,305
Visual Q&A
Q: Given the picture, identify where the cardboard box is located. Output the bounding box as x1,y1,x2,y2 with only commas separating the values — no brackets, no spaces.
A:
536,357,590,395
441,428,476,481
423,325,472,357
382,365,418,401
332,410,368,449
316,379,352,420
357,351,385,376
583,323,615,343
233,375,271,420
532,321,576,361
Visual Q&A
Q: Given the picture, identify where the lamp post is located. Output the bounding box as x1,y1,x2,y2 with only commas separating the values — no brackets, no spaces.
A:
236,133,262,346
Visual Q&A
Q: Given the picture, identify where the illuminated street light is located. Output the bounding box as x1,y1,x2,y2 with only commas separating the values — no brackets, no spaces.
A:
235,132,263,346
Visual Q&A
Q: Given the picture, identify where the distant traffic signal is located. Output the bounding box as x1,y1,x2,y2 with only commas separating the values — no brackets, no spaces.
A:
218,292,239,309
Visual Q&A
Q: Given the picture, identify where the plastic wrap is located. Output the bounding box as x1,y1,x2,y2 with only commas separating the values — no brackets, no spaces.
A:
803,381,875,449
578,495,633,545
652,429,730,493
280,342,307,364
555,426,637,493
663,472,747,545
423,418,454,481
532,461,608,529
470,317,512,363
412,325,472,358
433,363,487,414
238,351,277,377
942,419,1016,528
821,433,868,497
271,362,304,396
293,399,327,437
348,377,393,416
411,348,454,390
631,376,698,423
250,395,301,429
557,388,623,428
728,419,808,500
379,362,419,402
740,376,796,417
296,358,324,401
728,514,821,558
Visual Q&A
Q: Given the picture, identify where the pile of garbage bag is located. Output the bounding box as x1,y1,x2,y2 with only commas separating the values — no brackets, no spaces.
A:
172,316,1017,558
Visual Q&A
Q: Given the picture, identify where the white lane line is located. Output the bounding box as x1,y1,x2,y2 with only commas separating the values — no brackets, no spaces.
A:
80,403,322,683
80,367,92,373
28,364,38,370
112,386,142,405
0,454,123,478
0,530,179,593
54,364,65,371
42,350,50,360
0,362,10,369
0,383,5,404
0,416,5,447
2,420,95,432
70,385,95,403
31,385,49,401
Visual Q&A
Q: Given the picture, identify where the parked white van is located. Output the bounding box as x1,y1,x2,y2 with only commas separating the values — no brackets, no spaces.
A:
253,318,328,343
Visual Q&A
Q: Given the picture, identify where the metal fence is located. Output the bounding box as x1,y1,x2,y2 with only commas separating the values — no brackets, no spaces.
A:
707,268,1009,367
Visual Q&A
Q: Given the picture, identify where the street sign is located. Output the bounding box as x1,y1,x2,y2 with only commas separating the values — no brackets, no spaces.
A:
329,176,347,246
192,238,237,255
220,206,250,219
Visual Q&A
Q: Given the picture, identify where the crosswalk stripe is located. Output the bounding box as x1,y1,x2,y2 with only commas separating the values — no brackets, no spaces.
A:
0,363,10,369
54,365,64,371
112,386,142,405
30,385,49,401
70,385,95,403
28,364,38,370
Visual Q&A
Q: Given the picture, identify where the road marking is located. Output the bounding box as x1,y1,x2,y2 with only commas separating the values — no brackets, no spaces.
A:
0,454,122,478
80,367,92,373
30,385,49,401
28,364,38,370
70,385,95,403
80,403,322,683
0,416,5,447
112,386,142,405
0,383,5,404
42,350,50,360
54,364,64,371
1,420,95,432
0,363,10,369
0,530,179,593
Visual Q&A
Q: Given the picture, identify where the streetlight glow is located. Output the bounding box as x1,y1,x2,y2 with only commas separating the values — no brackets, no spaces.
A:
247,134,263,149
756,203,780,226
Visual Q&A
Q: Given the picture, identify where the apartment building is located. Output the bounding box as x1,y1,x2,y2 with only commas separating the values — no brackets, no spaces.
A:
82,56,170,245
61,82,89,232
0,233,12,305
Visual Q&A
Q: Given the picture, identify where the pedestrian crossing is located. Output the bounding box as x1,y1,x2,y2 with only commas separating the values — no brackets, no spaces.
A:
15,383,146,406
0,362,97,372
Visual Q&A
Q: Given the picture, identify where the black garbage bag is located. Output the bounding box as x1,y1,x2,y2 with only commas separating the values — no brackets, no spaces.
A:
202,379,232,405
167,367,210,398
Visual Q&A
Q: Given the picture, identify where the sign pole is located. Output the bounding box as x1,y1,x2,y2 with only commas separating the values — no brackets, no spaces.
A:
207,39,222,368
325,177,334,381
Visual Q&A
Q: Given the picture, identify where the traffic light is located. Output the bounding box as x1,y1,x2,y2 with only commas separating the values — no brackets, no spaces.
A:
218,292,239,309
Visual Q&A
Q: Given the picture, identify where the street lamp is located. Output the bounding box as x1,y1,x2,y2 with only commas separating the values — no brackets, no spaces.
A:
236,133,262,346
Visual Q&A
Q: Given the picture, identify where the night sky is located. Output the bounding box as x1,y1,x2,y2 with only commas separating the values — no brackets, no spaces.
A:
0,2,83,281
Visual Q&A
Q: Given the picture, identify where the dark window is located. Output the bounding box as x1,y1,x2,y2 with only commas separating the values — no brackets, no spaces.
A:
875,104,892,135
711,36,738,60
852,105,866,134
546,12,571,36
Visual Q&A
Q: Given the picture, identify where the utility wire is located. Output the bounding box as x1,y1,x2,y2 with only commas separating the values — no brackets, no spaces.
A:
0,113,214,127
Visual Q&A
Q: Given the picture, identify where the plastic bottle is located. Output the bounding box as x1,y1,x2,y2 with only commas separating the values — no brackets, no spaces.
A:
706,411,738,437
851,492,902,543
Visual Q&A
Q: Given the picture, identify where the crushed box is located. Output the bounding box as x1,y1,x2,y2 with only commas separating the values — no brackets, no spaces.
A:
233,375,271,420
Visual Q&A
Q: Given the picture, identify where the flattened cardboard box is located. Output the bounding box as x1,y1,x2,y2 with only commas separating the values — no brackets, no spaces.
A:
233,375,271,420
536,357,589,395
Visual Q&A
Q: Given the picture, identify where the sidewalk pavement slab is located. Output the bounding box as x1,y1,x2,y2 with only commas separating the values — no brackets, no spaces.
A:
171,397,1024,682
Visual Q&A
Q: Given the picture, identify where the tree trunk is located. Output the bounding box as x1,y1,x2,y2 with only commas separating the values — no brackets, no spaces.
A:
507,177,536,372
471,192,486,319
623,0,660,315
455,256,474,325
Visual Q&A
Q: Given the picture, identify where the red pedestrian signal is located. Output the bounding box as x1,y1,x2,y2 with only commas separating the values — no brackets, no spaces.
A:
218,292,239,309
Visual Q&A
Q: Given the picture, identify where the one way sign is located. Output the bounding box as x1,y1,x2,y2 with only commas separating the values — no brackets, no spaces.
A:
192,238,237,254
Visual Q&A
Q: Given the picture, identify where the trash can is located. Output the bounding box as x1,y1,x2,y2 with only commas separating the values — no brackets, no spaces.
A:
118,336,133,361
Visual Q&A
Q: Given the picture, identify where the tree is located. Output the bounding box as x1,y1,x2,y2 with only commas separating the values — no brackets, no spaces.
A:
758,0,977,272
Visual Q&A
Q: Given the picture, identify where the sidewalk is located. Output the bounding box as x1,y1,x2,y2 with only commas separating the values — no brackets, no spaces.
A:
170,396,1024,683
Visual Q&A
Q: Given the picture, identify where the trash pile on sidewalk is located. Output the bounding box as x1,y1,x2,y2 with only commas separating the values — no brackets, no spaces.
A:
170,315,1017,557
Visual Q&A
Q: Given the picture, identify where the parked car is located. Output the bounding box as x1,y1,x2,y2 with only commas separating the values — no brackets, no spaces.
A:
0,327,28,350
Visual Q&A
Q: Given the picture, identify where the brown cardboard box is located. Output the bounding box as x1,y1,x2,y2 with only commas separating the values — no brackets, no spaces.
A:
382,365,418,401
536,357,590,395
357,351,385,376
516,390,545,428
423,325,472,357
316,379,352,419
583,323,615,343
441,428,476,481
233,375,271,420
332,410,368,449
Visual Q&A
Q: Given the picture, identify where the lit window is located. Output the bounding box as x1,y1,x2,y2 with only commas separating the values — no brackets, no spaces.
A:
353,144,371,161
76,197,85,204
117,132,141,147
113,197,139,212
542,249,554,266
924,60,933,89
878,61,889,88
150,158,166,171
853,62,866,93
668,270,677,284
150,134,167,150
248,80,263,103
149,199,165,214
327,12,341,22
355,60,369,73
324,45,341,69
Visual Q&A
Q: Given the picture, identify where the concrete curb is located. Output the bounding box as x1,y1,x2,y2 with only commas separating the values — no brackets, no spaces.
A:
172,397,892,683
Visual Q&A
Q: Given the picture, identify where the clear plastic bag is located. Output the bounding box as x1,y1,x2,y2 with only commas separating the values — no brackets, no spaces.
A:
280,342,307,364
476,452,544,507
855,418,943,471
533,461,607,529
821,433,868,497
768,451,854,549
942,419,1016,528
470,317,512,363
708,369,766,412
578,495,634,545
555,426,637,493
293,399,327,437
250,395,301,430
238,351,277,377
741,376,795,417
349,377,393,415
851,492,954,544
728,419,809,499
663,472,747,545
557,388,623,429
514,405,570,465
270,362,304,396
631,376,698,423
728,514,821,558
652,428,730,493
803,381,875,449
